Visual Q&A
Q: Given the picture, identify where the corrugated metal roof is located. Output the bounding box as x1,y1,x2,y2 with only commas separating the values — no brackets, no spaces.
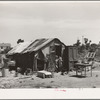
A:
8,38,65,55
22,38,54,53
7,42,32,55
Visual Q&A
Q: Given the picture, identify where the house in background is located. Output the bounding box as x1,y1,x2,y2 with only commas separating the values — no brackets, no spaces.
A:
0,43,11,53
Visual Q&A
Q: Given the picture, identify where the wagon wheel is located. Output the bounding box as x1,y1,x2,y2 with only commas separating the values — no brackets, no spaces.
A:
42,73,45,79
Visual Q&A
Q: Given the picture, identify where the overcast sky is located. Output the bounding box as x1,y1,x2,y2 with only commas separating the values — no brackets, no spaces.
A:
0,1,100,46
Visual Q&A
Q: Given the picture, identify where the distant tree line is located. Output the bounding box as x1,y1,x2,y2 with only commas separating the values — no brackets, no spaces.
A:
0,47,12,54
0,38,24,54
73,38,98,54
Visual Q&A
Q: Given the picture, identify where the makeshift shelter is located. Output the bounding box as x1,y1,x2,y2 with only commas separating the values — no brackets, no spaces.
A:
8,38,66,73
8,42,32,55
7,42,32,74
22,38,66,72
62,46,78,73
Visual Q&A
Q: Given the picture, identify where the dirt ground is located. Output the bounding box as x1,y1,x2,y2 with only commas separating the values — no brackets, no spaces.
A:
0,61,100,89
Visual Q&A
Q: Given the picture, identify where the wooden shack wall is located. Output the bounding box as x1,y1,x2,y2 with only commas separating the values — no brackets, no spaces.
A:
33,40,65,72
62,46,78,72
20,52,34,73
33,41,55,71
9,52,34,74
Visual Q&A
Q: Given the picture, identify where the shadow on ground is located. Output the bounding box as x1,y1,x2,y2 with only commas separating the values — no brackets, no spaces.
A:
69,75,87,78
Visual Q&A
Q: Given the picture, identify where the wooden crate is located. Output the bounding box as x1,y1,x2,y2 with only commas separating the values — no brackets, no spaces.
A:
37,70,52,78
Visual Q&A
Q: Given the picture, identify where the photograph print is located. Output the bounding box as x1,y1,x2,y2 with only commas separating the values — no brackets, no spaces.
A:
0,1,100,89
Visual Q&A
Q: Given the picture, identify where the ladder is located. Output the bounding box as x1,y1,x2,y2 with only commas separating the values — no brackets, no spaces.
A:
85,52,96,60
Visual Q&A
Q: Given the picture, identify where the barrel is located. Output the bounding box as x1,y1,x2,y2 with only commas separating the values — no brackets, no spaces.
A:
2,68,10,77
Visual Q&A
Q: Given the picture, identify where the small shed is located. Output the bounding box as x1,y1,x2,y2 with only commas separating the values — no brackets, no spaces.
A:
62,46,78,72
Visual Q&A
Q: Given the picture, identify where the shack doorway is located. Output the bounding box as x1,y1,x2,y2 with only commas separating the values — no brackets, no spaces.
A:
37,59,44,71
55,45,62,57
35,50,46,71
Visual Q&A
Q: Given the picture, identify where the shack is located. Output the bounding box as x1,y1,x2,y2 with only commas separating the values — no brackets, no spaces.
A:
7,42,32,74
8,38,66,74
62,46,78,73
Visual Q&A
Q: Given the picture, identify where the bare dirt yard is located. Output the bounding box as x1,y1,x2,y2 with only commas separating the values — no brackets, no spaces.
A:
0,61,100,89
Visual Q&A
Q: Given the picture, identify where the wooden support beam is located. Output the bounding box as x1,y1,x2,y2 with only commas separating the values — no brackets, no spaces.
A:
91,65,92,77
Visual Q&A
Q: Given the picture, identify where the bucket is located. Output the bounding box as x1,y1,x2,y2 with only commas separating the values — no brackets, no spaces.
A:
3,68,10,77
1,68,10,77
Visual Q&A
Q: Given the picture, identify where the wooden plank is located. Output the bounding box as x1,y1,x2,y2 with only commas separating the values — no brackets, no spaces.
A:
91,65,92,77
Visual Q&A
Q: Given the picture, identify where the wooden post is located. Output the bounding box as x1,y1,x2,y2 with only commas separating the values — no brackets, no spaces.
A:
91,65,92,77
34,56,37,72
33,56,35,72
76,66,78,76
44,63,46,70
85,66,86,76
81,67,83,76
36,58,37,71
